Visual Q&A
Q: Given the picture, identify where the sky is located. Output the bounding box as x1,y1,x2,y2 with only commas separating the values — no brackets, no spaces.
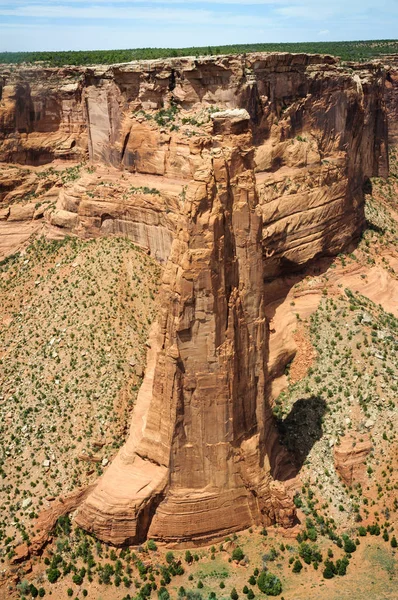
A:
0,0,397,53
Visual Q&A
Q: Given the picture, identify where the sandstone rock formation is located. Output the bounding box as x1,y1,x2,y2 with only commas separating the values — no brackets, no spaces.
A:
76,108,298,544
0,52,392,545
383,56,398,146
0,68,87,164
13,486,95,562
334,434,373,487
0,53,389,269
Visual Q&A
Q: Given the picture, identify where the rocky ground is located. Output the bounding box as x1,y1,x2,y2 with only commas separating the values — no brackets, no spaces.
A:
0,236,161,565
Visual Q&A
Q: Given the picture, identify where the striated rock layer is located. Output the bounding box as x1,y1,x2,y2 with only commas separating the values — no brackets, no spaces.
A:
334,434,373,488
383,56,398,146
0,53,389,273
0,52,391,544
75,109,296,544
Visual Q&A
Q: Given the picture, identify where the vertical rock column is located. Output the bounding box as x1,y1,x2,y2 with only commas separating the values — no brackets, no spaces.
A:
76,109,295,545
149,109,268,540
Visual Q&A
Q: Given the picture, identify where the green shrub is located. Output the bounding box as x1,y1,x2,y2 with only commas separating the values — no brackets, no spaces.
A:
323,560,335,579
298,543,312,565
47,568,61,583
336,556,349,576
166,551,175,564
232,547,244,562
368,524,381,536
307,528,317,542
257,572,282,596
343,537,356,554
292,559,303,573
293,494,303,508
130,186,160,196
186,593,203,600
158,587,170,600
17,581,31,595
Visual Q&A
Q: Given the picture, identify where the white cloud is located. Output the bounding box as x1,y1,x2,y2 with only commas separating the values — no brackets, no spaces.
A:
0,0,397,53
0,0,287,5
0,21,294,52
0,0,392,23
275,0,395,21
0,4,276,27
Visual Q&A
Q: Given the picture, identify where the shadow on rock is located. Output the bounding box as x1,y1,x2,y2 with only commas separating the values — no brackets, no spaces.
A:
276,396,327,476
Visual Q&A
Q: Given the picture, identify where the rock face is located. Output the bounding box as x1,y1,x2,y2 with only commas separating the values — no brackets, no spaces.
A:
0,68,87,163
0,52,391,544
0,53,388,270
334,434,373,487
75,109,296,544
383,56,398,146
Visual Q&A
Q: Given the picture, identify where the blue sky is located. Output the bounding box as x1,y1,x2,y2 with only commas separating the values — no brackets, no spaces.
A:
0,0,397,53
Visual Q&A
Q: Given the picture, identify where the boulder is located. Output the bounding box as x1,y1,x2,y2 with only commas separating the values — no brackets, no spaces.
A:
334,434,373,486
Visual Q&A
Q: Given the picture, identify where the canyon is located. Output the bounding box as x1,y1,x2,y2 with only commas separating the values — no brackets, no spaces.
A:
0,51,396,557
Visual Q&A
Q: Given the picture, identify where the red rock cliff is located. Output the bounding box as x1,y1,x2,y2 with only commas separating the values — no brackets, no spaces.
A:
0,54,388,270
0,53,390,544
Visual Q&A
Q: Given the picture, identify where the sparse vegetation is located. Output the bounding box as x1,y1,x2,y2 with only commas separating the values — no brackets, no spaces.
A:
0,236,161,560
1,40,398,66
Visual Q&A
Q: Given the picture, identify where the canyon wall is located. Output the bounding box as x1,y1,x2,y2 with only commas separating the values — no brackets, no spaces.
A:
383,56,398,146
0,53,391,544
0,67,87,164
0,54,388,270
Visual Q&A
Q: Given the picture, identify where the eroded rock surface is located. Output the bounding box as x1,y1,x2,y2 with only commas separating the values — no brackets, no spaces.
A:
75,109,297,544
334,434,373,487
0,53,388,271
384,56,398,146
0,52,392,545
